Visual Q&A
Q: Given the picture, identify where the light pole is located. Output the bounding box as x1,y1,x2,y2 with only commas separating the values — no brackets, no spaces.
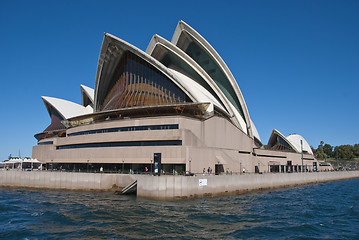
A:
217,159,220,175
301,140,303,172
189,158,192,173
122,159,124,173
258,162,261,173
150,158,153,174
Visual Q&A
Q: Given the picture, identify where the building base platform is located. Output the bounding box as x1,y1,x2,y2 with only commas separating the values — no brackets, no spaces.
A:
1,171,358,200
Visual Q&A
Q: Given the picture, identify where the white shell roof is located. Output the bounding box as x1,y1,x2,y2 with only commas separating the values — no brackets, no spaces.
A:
80,85,94,104
41,96,93,120
286,134,313,155
171,20,253,137
146,34,250,132
268,129,299,152
167,68,226,113
251,119,261,142
94,33,199,111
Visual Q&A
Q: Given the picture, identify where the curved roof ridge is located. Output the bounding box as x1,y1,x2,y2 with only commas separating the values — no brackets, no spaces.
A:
41,96,93,120
167,68,225,113
286,134,313,155
146,34,248,132
171,21,253,137
80,84,94,106
94,33,198,112
268,129,299,152
251,119,261,143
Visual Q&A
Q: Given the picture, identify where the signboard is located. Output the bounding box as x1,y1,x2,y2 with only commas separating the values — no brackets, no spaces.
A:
199,179,207,187
154,153,161,175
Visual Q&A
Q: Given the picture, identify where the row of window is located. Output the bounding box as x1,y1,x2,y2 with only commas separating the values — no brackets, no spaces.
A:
38,141,54,145
57,140,182,150
67,124,179,137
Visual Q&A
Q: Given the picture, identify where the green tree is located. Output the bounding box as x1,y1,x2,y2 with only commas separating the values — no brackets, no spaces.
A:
323,144,333,158
316,141,327,159
354,144,359,158
335,145,355,160
311,146,316,156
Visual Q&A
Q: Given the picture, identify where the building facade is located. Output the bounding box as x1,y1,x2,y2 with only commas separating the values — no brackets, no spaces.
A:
33,21,327,174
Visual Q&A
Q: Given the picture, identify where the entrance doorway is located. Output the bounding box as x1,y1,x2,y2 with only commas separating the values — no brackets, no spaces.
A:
215,164,224,175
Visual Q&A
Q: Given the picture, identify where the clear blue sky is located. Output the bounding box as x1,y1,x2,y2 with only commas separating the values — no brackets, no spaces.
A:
1,0,358,160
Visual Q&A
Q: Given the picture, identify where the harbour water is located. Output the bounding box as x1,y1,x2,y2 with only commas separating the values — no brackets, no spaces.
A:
0,178,358,239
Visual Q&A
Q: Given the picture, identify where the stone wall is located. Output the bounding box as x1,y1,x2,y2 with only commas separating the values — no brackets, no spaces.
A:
136,171,359,200
0,171,135,191
1,170,358,200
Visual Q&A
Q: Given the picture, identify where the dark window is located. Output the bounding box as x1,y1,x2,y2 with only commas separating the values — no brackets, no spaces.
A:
185,42,245,121
56,140,182,150
67,124,179,137
100,51,191,111
38,141,53,145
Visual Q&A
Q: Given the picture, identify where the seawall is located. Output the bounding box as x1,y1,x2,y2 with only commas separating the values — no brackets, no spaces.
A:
0,171,136,191
1,171,359,199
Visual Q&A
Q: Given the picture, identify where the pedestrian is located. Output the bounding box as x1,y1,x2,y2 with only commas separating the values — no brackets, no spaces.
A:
243,167,245,174
207,167,210,175
203,168,206,175
100,166,103,172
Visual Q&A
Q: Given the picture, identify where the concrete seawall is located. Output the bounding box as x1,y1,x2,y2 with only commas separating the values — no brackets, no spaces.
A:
1,171,359,199
0,171,136,191
135,171,359,200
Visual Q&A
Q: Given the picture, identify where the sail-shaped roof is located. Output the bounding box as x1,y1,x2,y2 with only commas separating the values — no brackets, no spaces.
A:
94,33,199,112
146,34,249,133
42,96,93,120
80,85,94,108
286,134,313,155
171,21,253,137
267,129,297,152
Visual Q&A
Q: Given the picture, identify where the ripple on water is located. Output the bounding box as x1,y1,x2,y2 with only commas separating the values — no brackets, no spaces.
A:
0,179,359,239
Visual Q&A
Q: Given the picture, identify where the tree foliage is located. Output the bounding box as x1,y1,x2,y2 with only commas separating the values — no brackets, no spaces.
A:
313,141,359,160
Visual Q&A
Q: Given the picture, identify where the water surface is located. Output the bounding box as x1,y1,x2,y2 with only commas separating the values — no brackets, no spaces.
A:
1,178,358,239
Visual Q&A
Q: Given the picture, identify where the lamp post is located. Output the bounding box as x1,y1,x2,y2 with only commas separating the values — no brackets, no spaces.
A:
122,159,124,173
188,158,192,173
301,140,303,172
150,158,153,174
258,162,261,173
217,159,220,175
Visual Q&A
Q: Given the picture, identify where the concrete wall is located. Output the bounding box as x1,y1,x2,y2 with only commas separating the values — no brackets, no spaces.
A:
1,170,358,200
0,171,135,191
136,171,359,200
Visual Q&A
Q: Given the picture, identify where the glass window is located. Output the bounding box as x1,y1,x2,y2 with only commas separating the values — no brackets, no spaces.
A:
68,124,179,137
57,140,182,150
100,51,191,111
185,42,245,121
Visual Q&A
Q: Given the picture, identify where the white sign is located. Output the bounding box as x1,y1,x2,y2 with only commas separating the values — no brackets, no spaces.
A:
199,179,207,187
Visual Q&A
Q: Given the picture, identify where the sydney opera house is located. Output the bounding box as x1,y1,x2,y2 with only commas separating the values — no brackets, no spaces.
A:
33,21,326,174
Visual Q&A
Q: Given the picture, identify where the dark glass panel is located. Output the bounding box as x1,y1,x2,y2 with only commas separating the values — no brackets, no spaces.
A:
67,124,179,137
38,141,53,145
57,140,182,150
160,52,221,104
44,107,66,132
185,42,245,121
101,51,191,111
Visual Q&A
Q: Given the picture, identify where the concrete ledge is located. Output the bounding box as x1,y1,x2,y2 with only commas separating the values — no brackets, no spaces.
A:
0,171,136,191
1,171,358,200
135,171,359,200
